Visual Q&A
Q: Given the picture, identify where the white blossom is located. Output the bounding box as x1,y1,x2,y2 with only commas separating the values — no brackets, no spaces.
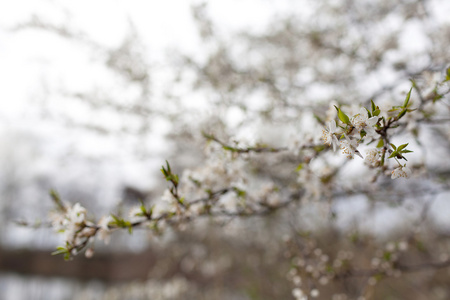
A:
97,215,114,244
60,203,88,244
310,289,320,298
129,206,147,222
293,276,302,286
218,192,239,212
85,248,95,258
49,210,66,232
351,108,378,138
321,120,339,151
152,191,178,218
364,148,380,166
162,189,176,203
98,215,113,231
339,136,363,159
292,288,308,300
129,206,143,217
66,203,86,225
391,165,412,179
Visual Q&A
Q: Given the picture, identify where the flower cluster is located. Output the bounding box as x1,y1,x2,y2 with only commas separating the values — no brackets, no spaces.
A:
48,191,117,259
321,94,416,180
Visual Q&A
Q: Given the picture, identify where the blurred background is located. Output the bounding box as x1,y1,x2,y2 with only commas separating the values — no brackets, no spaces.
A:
1,0,450,299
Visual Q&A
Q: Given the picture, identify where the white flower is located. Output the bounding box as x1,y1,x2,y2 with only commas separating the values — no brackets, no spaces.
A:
391,165,412,179
340,136,363,159
310,289,320,298
219,192,239,212
292,288,307,300
321,120,339,151
97,215,114,244
67,203,86,224
98,215,113,231
49,210,66,231
129,206,142,217
365,148,380,166
162,189,176,203
351,108,378,138
129,206,147,222
60,203,87,244
85,248,95,258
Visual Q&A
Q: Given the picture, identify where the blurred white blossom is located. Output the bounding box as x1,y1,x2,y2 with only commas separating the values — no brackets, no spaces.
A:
391,165,412,179
97,215,114,244
365,148,380,167
322,120,339,152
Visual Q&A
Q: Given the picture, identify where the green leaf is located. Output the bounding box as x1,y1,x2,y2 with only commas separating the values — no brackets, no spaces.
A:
111,215,131,228
397,143,409,152
296,163,304,172
49,189,60,203
149,205,154,218
388,152,396,159
334,105,350,125
376,139,384,148
360,130,367,139
52,247,68,256
390,143,397,151
371,100,376,112
314,145,326,152
222,146,235,151
380,151,385,166
161,160,173,179
233,187,247,198
111,214,120,223
397,109,407,119
403,87,412,108
49,189,66,212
